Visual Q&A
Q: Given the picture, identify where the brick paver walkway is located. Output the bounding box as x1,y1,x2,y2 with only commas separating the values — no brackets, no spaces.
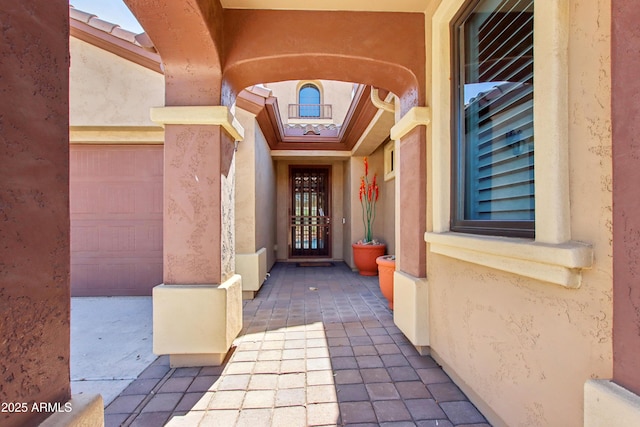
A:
105,262,490,426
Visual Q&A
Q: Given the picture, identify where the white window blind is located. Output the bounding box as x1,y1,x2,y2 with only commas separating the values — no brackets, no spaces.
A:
456,0,535,230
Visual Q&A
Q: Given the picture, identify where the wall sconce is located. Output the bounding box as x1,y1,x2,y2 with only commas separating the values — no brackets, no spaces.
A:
234,140,240,152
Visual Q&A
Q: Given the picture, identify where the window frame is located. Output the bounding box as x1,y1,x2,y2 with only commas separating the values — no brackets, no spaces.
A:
298,83,322,118
384,137,396,181
449,0,535,238
424,1,593,288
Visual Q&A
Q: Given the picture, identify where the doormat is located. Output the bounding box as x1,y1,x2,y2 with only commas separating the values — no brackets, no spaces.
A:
297,262,334,267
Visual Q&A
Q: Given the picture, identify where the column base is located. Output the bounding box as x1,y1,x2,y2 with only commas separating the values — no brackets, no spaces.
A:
170,353,226,368
38,394,103,427
242,291,258,300
585,379,640,426
153,275,242,367
236,248,267,299
393,271,430,350
414,345,430,356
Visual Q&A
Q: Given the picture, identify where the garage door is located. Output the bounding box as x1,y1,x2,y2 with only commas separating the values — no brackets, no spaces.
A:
70,145,163,296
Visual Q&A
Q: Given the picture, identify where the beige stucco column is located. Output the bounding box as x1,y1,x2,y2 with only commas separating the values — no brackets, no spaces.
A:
150,106,245,367
390,107,431,354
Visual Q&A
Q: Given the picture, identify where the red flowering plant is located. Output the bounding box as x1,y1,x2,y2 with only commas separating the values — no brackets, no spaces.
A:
358,156,380,244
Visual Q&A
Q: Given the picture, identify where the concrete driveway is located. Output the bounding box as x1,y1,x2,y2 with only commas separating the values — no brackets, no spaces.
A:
70,296,156,405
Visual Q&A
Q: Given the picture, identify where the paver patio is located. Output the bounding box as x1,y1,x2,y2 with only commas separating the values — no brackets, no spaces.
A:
105,262,490,426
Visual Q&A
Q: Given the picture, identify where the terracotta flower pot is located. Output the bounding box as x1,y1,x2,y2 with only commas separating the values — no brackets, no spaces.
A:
352,243,386,276
376,255,395,309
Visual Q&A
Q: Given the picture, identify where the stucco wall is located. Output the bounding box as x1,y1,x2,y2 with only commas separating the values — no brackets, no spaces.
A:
266,80,355,125
254,119,277,270
612,0,640,395
221,157,236,282
69,37,164,127
345,150,395,269
235,109,257,254
425,1,612,426
343,160,354,266
379,149,396,256
276,159,345,261
0,2,71,426
235,108,277,270
349,153,390,235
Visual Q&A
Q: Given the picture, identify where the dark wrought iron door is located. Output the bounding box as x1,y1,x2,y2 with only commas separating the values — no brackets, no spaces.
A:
290,167,331,257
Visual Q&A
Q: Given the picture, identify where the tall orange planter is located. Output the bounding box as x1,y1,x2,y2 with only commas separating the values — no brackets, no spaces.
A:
376,255,395,309
352,243,386,276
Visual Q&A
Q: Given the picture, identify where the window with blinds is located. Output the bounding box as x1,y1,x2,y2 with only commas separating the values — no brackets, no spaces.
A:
451,0,534,238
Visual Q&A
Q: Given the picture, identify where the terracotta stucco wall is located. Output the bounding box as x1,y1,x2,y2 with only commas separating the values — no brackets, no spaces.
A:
221,158,236,282
69,37,164,127
612,0,640,395
426,1,612,426
0,2,71,426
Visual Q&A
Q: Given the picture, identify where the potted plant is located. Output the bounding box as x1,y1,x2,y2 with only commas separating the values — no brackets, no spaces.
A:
352,156,386,275
376,255,395,309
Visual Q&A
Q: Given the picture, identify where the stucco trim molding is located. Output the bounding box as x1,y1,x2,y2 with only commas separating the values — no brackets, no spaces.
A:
150,106,245,141
270,150,351,158
585,380,640,426
424,232,594,288
70,126,164,144
390,106,431,141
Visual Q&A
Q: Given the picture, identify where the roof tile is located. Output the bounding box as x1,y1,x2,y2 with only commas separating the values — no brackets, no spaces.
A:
70,5,152,49
87,17,119,34
111,27,138,44
69,6,95,24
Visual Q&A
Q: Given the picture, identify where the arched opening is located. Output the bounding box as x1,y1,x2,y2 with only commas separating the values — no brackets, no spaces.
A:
298,83,321,118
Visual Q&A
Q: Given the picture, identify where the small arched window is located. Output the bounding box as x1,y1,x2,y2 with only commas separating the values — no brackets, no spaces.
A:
299,84,321,118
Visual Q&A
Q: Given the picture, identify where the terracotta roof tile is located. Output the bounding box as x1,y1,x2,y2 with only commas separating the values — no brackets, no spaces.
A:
246,85,273,99
111,27,138,44
69,7,96,24
134,33,157,53
69,5,144,48
69,5,161,73
87,17,119,34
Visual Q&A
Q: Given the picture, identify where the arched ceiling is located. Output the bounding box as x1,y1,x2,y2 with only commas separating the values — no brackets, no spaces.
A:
123,0,426,112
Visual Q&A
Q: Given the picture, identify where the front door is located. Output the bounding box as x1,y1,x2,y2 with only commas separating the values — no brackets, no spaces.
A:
290,166,331,258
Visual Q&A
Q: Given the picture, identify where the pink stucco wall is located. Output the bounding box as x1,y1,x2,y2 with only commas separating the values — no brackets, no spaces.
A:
0,1,71,426
612,0,640,395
